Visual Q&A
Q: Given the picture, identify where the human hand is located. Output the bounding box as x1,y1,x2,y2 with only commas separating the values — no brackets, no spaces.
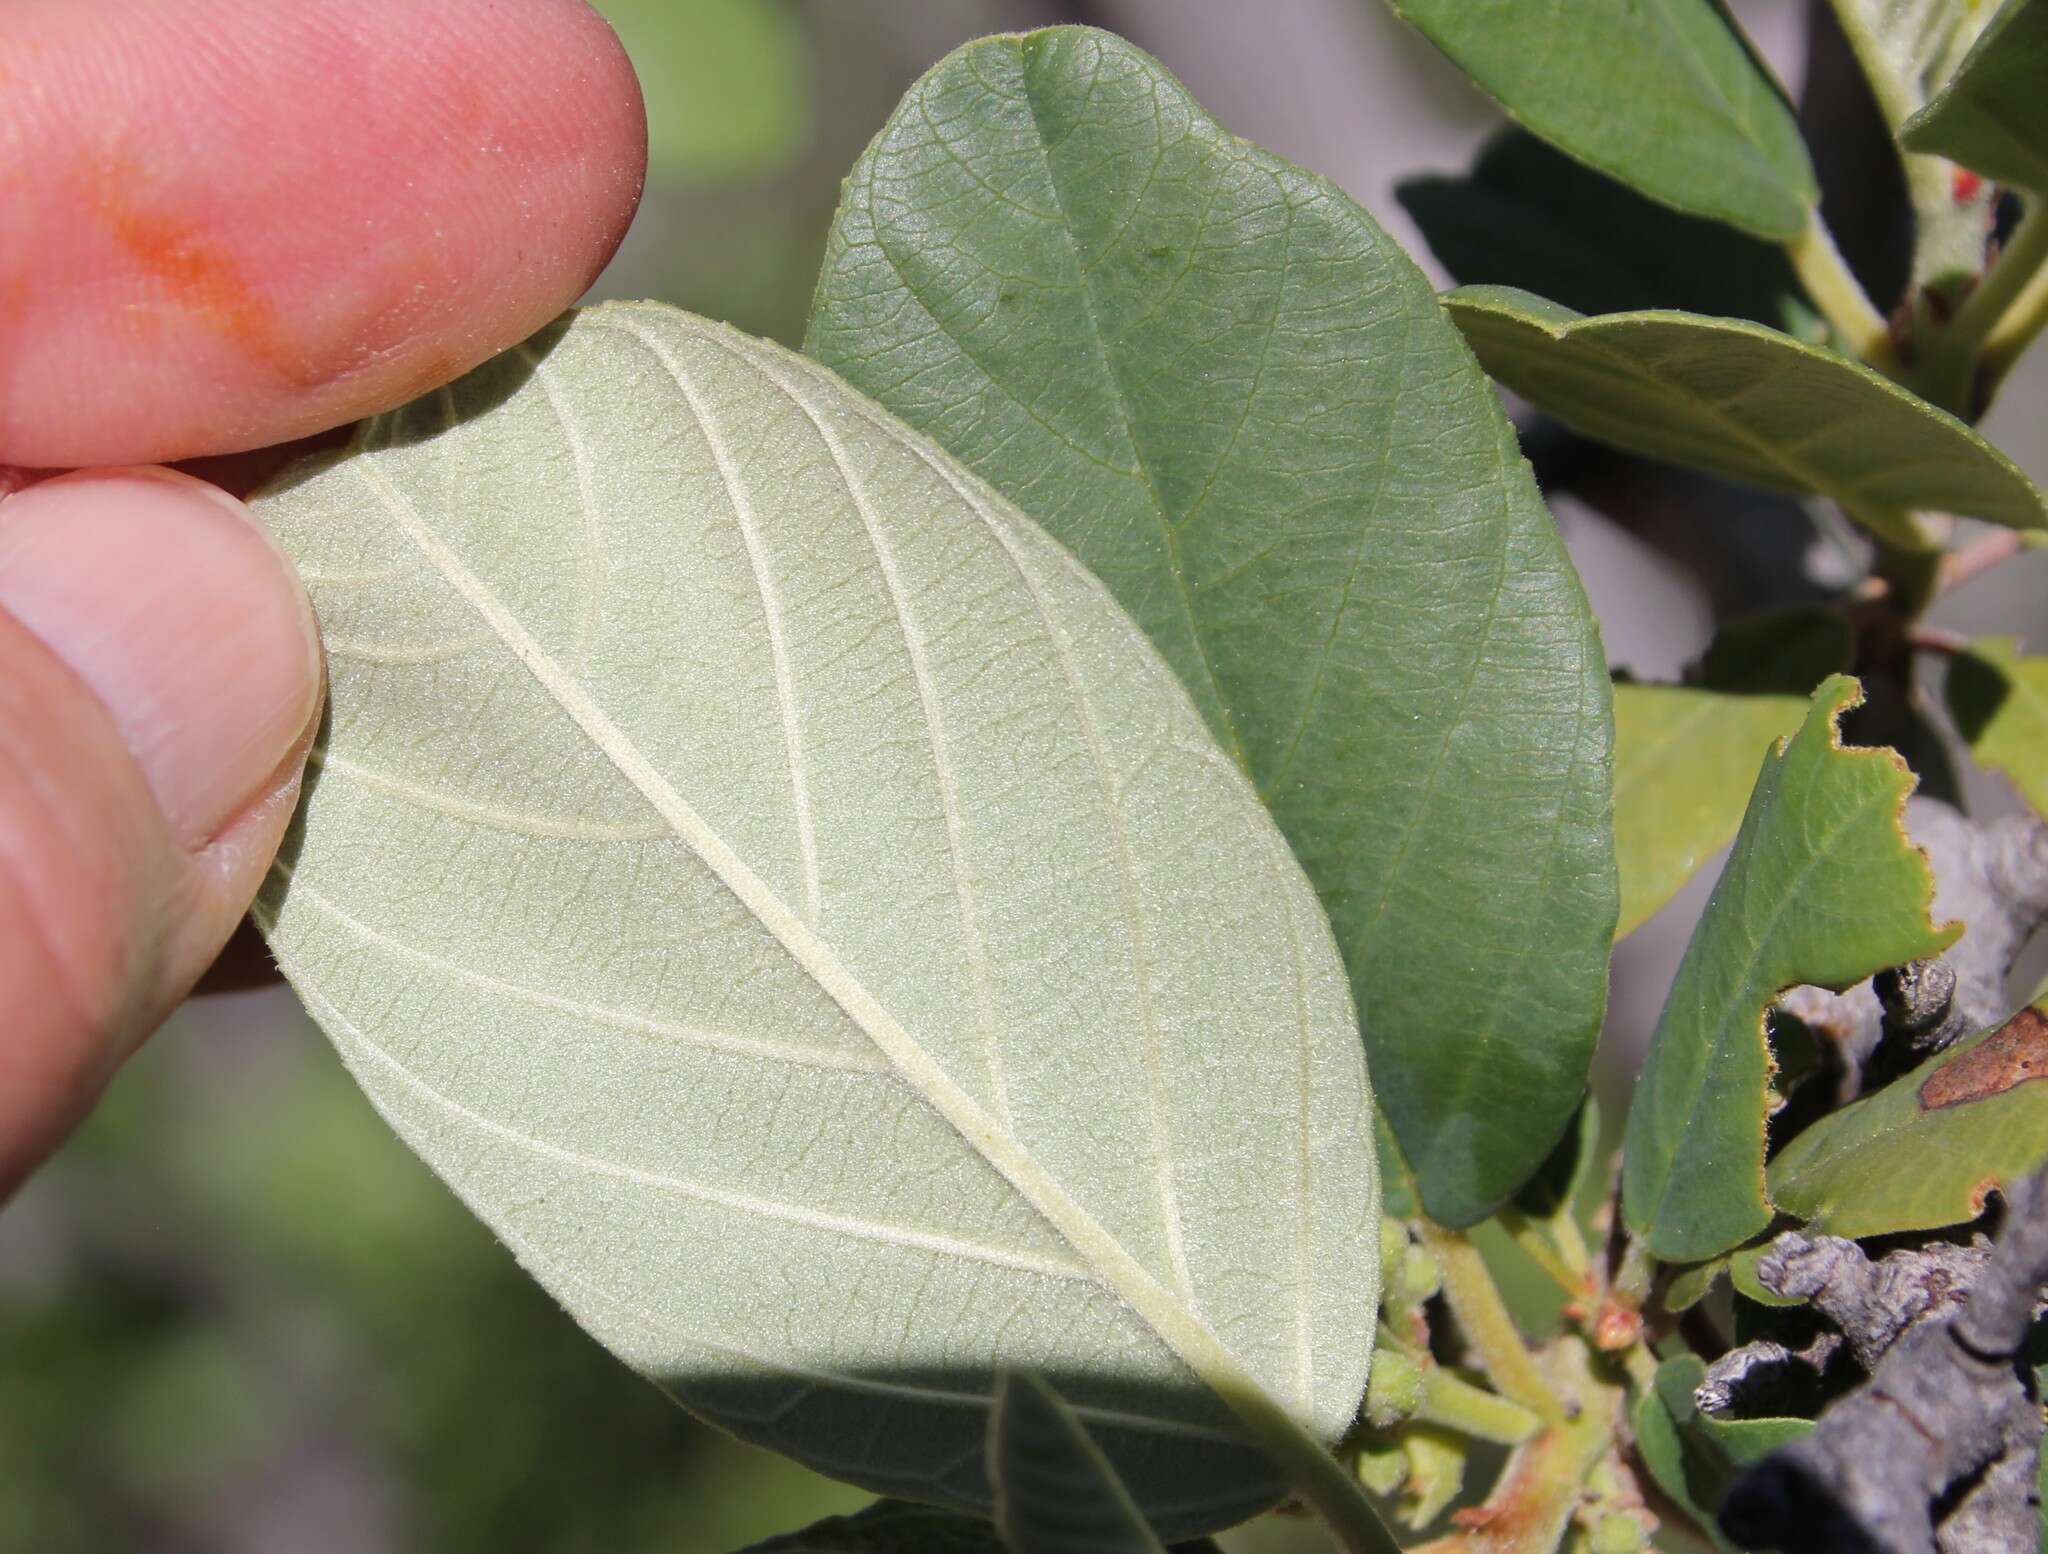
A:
0,0,646,1197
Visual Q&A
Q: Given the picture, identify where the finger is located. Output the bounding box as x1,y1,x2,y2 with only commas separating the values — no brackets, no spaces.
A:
0,469,322,1196
0,0,646,468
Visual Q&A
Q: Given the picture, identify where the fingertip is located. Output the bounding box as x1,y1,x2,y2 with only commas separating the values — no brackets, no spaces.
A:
0,467,322,848
0,465,326,1194
0,0,649,466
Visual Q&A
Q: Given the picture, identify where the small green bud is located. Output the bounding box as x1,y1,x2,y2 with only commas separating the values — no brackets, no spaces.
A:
1354,1440,1408,1496
1364,1347,1425,1429
1398,1243,1442,1305
1398,1426,1466,1530
1379,1217,1410,1289
1589,1513,1648,1554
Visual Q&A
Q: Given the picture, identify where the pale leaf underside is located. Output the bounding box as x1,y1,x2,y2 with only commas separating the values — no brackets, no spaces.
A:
253,304,1377,1532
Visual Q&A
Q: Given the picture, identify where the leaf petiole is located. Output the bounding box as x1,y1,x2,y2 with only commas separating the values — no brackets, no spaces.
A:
1981,207,2048,391
1785,209,1894,366
1418,1223,1566,1424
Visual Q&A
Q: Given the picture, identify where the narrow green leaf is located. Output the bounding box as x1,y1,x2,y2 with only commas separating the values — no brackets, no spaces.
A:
253,304,1379,1531
1445,287,2048,534
991,1373,1170,1554
1384,0,1816,239
1622,677,1958,1263
1946,636,2048,818
1903,0,2048,192
1769,1004,2048,1237
805,25,1616,1227
1611,686,1809,939
1398,131,1810,329
737,1502,1006,1554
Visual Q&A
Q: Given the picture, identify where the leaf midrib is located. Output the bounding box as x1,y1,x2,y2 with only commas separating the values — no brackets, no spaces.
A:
1009,41,1250,776
341,330,1298,1442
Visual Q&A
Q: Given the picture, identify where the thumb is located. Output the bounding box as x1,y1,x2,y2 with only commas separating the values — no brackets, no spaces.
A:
0,468,321,1196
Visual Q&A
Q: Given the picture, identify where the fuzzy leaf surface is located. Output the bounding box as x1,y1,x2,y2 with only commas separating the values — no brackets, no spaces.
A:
1902,0,2048,191
1946,636,2048,818
805,25,1616,1228
1769,1005,2048,1236
1385,0,1815,239
253,304,1379,1531
991,1373,1169,1554
1621,678,1957,1262
1445,288,2048,535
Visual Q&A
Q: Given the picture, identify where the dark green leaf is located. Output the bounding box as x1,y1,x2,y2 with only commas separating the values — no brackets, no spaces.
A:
805,25,1616,1227
1946,636,2048,819
1385,0,1816,239
1398,131,1810,329
1903,0,2048,191
1769,1004,2048,1237
738,1501,1005,1554
1511,1095,1601,1220
1444,287,2048,539
990,1373,1169,1554
1622,678,1958,1262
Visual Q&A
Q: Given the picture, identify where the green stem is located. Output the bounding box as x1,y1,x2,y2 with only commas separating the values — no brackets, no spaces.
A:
1419,1222,1565,1424
1785,210,1893,366
1982,244,2048,393
1548,1207,1594,1281
1952,201,2048,357
1906,200,2048,413
1416,1367,1544,1446
1495,1210,1590,1296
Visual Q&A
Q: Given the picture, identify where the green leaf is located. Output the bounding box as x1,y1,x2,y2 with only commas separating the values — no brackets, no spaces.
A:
1611,685,1809,940
991,1373,1169,1554
1444,287,2048,537
1632,1355,1810,1544
1398,131,1811,330
1621,677,1958,1263
804,25,1616,1227
1384,0,1816,240
1946,636,2048,818
737,1501,1005,1554
1903,0,2048,192
1613,609,1854,939
592,0,809,184
1769,1004,2048,1237
252,303,1379,1532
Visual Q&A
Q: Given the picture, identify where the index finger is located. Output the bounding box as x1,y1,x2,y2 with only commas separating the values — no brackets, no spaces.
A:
0,0,646,468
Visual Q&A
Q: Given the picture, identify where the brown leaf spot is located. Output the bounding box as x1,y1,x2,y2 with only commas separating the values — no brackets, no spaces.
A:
1919,1007,2048,1109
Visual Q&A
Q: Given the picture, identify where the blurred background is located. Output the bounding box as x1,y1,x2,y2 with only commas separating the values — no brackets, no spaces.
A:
5,3,2045,1551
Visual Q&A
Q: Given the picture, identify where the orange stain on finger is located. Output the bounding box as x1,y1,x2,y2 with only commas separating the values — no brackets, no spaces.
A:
90,156,314,385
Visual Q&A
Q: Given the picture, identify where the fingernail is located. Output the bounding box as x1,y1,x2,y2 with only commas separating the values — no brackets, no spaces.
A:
0,467,321,847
